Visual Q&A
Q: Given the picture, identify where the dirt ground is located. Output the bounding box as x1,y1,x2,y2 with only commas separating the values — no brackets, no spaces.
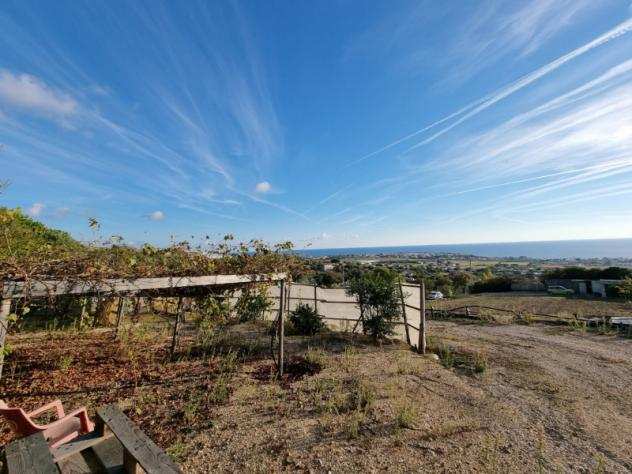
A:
181,321,632,473
2,320,631,473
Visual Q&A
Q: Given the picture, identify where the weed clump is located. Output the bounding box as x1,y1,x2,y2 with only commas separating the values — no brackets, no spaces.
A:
428,336,488,375
395,401,418,429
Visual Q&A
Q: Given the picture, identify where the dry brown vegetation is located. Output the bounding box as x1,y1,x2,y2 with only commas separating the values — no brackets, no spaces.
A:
2,318,632,472
432,292,632,319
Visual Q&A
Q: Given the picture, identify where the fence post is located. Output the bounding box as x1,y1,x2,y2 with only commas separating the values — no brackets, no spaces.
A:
115,297,126,337
170,298,184,359
0,298,11,381
418,283,426,354
79,297,88,329
398,282,411,346
278,280,286,377
313,284,318,315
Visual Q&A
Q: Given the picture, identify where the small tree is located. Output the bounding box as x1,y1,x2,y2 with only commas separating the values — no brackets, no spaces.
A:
615,278,632,301
312,271,342,288
347,268,401,340
289,303,324,335
452,272,473,293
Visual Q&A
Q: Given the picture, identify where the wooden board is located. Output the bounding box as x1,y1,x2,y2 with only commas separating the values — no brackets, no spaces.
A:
91,435,125,473
3,432,58,474
97,405,180,474
51,431,114,463
3,273,286,299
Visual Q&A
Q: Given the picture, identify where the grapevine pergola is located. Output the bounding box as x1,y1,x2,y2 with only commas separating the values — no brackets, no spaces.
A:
0,272,287,381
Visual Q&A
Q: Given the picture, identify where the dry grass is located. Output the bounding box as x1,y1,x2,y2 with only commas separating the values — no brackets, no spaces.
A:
2,318,632,473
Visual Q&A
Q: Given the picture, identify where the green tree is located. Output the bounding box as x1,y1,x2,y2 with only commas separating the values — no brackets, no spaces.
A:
434,273,454,296
480,267,494,281
615,278,632,301
312,271,342,288
346,268,402,340
289,303,324,335
452,272,473,293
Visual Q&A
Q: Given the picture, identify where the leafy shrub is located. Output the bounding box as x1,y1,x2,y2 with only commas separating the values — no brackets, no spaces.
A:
289,303,324,335
346,268,402,340
470,277,512,294
614,278,632,301
312,271,342,288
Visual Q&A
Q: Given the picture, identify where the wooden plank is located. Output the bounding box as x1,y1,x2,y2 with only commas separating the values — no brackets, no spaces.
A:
3,273,287,299
398,282,411,345
114,298,125,338
96,405,180,474
0,298,11,382
51,431,115,463
57,450,94,474
4,432,59,474
418,283,426,355
79,298,88,329
278,280,285,376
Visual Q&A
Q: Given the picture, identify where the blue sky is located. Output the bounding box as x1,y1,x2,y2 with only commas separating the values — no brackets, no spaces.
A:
1,0,632,249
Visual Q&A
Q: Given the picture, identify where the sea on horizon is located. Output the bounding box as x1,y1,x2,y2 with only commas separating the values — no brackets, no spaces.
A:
296,238,632,260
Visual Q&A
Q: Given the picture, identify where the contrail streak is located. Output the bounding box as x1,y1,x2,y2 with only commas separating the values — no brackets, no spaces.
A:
304,183,355,214
404,17,632,152
344,99,484,167
344,17,632,166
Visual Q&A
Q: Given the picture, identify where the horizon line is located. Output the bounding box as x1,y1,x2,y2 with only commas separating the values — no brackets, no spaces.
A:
297,236,632,252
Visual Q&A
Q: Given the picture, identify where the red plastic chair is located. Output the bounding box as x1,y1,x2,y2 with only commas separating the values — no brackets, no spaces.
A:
0,399,94,448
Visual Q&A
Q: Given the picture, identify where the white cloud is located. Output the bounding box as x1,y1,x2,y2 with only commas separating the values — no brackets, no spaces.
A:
28,202,44,217
255,181,271,193
0,71,78,118
149,210,165,221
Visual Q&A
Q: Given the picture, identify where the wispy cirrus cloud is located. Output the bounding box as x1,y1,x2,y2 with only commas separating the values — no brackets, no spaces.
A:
447,0,597,80
0,1,296,231
346,17,632,167
331,52,632,234
345,0,597,82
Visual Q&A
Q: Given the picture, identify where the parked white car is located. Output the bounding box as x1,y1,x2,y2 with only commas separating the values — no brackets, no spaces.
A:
427,290,444,300
547,285,574,296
